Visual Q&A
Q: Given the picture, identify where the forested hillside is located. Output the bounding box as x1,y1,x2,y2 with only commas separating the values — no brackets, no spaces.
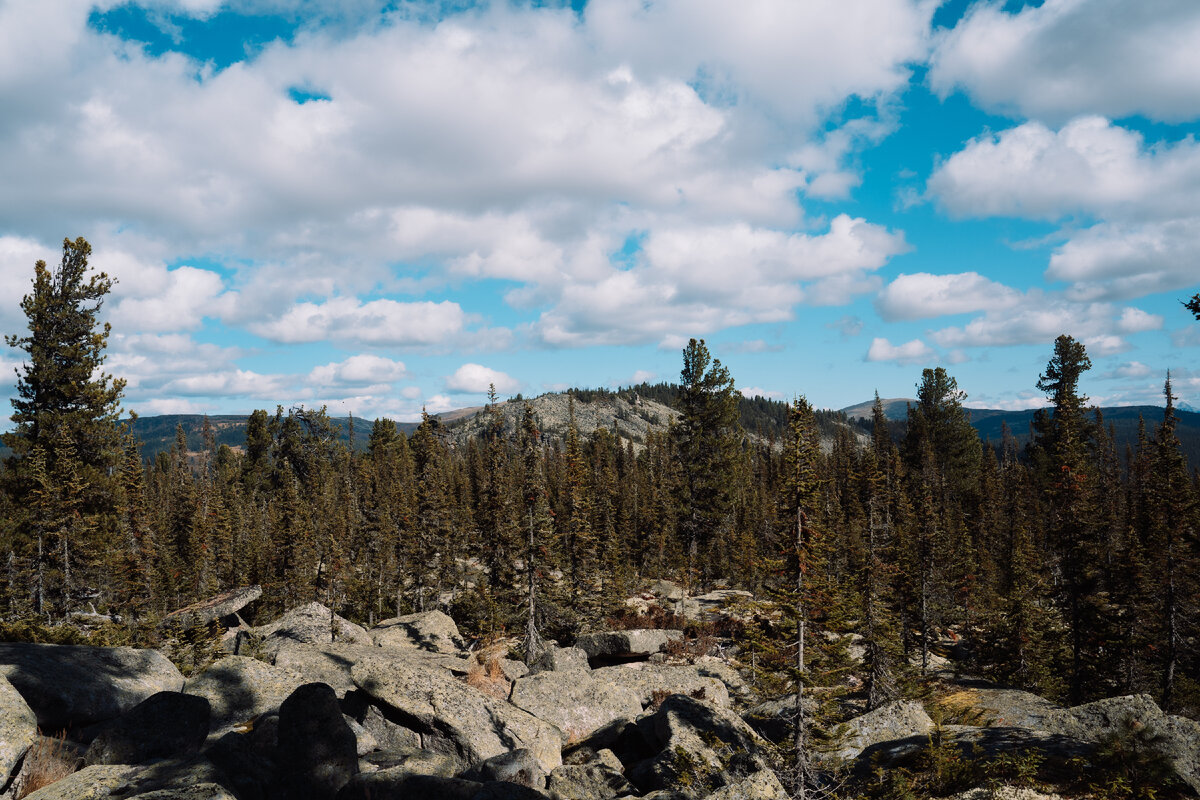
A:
2,244,1198,733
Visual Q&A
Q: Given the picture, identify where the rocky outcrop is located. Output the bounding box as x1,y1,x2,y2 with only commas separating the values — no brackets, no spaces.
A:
546,762,636,799
509,671,642,743
272,683,358,799
351,654,562,774
591,664,730,708
163,587,262,630
0,643,184,729
0,675,37,783
254,602,371,659
574,630,682,663
826,699,934,763
83,692,210,766
529,646,589,674
370,611,465,654
629,694,773,798
182,656,305,737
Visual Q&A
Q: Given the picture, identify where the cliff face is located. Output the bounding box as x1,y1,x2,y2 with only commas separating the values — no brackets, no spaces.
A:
443,393,679,450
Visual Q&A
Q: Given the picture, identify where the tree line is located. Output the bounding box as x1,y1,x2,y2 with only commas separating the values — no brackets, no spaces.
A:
1,238,1198,722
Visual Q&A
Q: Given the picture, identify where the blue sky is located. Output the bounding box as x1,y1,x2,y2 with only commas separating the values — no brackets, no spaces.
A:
1,0,1198,421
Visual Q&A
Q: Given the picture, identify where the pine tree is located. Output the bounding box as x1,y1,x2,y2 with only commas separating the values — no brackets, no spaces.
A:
1032,334,1100,702
673,338,741,586
4,237,125,476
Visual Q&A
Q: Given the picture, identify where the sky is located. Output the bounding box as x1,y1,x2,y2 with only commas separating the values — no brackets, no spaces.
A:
1,0,1199,422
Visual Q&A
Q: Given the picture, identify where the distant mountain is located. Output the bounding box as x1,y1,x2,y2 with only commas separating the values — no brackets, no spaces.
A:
840,399,1200,469
839,397,915,422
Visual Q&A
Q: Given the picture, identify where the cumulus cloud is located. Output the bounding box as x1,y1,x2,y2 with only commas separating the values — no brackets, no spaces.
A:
928,117,1200,222
928,297,1162,355
929,0,1200,123
535,215,909,346
928,117,1200,302
162,368,292,397
249,297,468,347
866,337,935,364
445,363,521,394
308,354,408,386
876,271,1020,321
739,386,784,400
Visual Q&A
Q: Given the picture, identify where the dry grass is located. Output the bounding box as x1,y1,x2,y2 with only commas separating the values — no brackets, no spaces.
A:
15,732,78,799
464,645,512,700
932,688,992,726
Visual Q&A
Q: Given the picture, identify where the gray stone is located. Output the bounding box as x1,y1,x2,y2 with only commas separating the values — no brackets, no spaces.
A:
574,630,682,661
628,694,772,798
255,602,371,659
126,785,238,800
460,748,545,787
273,683,358,800
183,656,305,737
510,671,642,743
705,769,788,800
371,611,465,654
343,715,377,757
530,646,589,674
742,693,818,744
647,580,686,602
677,590,753,622
20,764,137,800
0,643,184,729
546,763,636,799
351,653,562,774
826,700,934,763
83,691,210,765
0,675,37,783
591,664,729,708
270,641,378,697
360,748,460,777
336,771,549,799
163,587,262,630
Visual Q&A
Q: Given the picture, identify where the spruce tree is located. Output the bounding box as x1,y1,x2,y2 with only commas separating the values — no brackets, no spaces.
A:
5,237,125,476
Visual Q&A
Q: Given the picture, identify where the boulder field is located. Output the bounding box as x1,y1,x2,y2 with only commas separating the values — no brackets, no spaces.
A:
0,592,1196,799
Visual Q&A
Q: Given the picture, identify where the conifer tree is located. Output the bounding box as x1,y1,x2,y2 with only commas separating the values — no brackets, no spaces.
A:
673,338,741,586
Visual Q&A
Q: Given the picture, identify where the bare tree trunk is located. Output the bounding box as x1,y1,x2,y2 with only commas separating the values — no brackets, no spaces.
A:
525,509,545,667
793,510,808,800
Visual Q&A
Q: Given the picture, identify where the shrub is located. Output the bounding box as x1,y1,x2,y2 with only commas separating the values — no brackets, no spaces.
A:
15,733,78,799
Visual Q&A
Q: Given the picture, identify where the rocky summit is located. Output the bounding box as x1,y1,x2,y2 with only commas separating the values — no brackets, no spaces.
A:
0,590,1197,800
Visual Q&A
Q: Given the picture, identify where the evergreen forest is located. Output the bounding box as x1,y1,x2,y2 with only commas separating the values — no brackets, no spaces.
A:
3,239,1199,727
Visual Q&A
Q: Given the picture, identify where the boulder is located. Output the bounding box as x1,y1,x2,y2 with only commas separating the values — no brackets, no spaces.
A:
183,656,305,737
20,764,137,800
343,715,377,757
0,675,37,782
270,641,379,697
509,671,642,742
574,630,681,663
163,587,262,630
546,763,636,799
459,748,545,787
705,769,789,800
0,643,184,730
529,646,589,674
935,687,1062,729
255,603,371,659
351,654,562,775
742,693,818,744
826,700,934,763
591,664,729,708
336,771,549,799
360,748,459,777
677,590,753,621
125,785,238,800
371,611,465,654
83,692,210,765
628,694,772,798
272,683,358,800
647,580,686,602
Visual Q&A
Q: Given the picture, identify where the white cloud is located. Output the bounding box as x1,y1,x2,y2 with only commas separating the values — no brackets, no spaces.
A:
534,215,908,346
739,386,784,400
929,297,1163,355
249,297,468,346
628,370,658,384
876,271,1020,321
1101,361,1153,380
445,363,521,395
866,337,935,364
929,0,1200,123
308,354,408,386
928,117,1200,302
928,117,1200,222
162,369,292,397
